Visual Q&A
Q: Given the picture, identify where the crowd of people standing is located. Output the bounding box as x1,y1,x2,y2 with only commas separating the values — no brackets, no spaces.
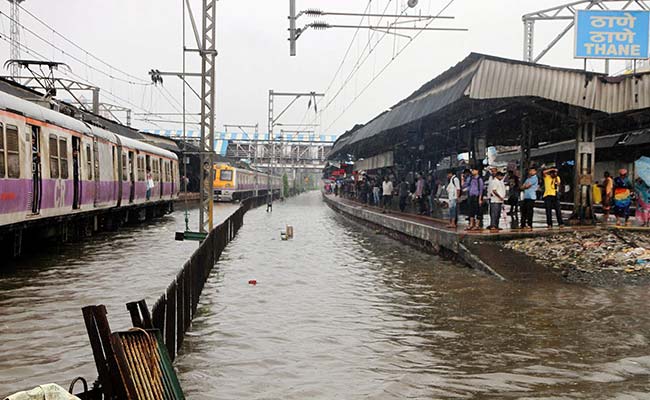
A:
325,164,650,231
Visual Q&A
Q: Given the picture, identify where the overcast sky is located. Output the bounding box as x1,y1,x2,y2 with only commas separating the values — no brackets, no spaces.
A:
0,0,641,136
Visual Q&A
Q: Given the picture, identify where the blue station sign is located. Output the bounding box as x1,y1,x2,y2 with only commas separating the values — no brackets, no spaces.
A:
575,10,650,59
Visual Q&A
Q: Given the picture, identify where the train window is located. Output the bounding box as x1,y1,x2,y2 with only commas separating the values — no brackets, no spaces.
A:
137,156,145,181
86,145,92,180
6,124,20,178
153,158,159,181
59,138,69,179
220,169,233,181
0,123,4,178
122,154,128,181
49,135,59,179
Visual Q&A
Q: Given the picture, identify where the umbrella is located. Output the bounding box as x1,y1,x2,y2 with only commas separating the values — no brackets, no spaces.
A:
635,156,650,185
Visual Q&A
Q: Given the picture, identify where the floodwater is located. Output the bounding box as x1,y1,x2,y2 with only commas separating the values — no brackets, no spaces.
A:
176,192,650,399
2,193,650,398
0,202,238,396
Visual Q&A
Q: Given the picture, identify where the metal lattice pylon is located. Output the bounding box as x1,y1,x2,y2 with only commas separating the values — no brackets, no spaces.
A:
522,0,650,63
199,0,217,233
8,0,25,78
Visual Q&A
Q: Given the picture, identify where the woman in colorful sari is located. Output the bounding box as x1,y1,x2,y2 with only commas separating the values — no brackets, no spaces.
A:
613,169,633,226
635,177,650,227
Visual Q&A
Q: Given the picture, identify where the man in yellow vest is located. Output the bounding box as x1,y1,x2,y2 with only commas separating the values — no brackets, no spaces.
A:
542,167,564,228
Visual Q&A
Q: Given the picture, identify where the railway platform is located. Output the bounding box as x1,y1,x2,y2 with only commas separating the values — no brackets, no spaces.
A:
323,193,601,282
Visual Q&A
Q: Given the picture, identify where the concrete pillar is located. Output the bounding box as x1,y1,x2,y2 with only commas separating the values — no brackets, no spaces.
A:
572,118,596,223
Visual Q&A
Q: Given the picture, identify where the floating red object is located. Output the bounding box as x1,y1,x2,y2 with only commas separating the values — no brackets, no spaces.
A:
248,279,257,285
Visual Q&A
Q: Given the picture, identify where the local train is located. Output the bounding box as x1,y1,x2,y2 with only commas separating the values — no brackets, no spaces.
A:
213,163,282,202
0,89,179,230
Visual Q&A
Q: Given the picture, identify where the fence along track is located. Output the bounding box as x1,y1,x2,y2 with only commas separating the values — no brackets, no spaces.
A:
150,195,267,361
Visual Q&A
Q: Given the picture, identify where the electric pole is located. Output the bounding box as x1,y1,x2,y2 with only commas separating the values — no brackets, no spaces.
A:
8,0,25,78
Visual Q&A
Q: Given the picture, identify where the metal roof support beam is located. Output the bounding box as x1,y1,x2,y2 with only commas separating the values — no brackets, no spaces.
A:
571,115,597,224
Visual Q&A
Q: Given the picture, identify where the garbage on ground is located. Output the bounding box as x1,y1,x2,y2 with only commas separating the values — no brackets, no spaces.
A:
501,230,650,277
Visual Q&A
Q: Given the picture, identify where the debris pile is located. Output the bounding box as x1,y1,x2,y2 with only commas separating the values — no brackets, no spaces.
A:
502,230,650,284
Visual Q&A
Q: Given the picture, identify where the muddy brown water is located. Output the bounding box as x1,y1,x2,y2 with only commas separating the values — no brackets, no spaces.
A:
0,202,238,396
2,192,650,398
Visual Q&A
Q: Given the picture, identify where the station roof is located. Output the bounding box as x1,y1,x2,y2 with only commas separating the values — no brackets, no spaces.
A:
329,53,650,161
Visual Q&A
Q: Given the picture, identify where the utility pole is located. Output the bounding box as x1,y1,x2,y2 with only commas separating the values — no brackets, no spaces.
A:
268,90,324,200
155,0,217,239
154,0,217,240
199,0,217,234
8,0,24,78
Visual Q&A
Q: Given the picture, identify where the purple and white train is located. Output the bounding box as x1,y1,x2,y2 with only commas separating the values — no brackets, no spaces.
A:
0,89,179,231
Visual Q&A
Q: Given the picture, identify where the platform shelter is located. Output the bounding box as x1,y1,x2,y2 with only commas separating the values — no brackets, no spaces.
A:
328,53,650,221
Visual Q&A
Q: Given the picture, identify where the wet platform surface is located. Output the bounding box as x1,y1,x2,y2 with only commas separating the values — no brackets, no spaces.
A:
330,194,597,241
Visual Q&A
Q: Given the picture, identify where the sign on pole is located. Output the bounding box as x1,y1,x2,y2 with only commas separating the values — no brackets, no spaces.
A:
575,10,650,59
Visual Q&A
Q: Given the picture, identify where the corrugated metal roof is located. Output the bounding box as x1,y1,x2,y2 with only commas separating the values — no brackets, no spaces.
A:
330,53,650,159
468,58,650,113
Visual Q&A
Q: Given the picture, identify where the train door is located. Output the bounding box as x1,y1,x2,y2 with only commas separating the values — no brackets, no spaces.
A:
170,161,175,196
72,136,81,209
93,139,100,206
29,125,42,215
128,151,135,203
159,158,163,198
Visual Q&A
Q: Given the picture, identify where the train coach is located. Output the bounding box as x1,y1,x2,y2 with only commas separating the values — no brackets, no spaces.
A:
213,163,282,202
0,89,179,235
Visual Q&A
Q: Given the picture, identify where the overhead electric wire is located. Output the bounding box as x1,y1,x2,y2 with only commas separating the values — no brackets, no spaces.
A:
16,2,149,85
295,0,373,132
303,0,405,131
0,10,150,86
322,2,407,114
325,0,458,131
298,0,396,132
0,31,184,129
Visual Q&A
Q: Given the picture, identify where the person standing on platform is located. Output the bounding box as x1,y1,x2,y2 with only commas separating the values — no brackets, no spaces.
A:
266,192,273,212
602,171,614,224
463,167,484,231
373,179,381,206
424,174,438,216
398,177,410,212
542,167,564,228
613,169,633,226
446,171,461,228
382,176,393,213
415,173,426,215
487,172,506,231
506,170,521,218
520,167,539,230
635,177,650,227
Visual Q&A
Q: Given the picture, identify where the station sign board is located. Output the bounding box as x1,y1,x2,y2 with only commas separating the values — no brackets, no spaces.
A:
575,10,650,59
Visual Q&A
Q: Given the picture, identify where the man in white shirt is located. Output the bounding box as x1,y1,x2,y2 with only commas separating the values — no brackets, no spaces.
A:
487,171,506,230
446,171,461,228
382,176,393,213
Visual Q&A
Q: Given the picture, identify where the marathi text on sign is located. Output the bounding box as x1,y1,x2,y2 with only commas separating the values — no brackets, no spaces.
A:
575,10,650,59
